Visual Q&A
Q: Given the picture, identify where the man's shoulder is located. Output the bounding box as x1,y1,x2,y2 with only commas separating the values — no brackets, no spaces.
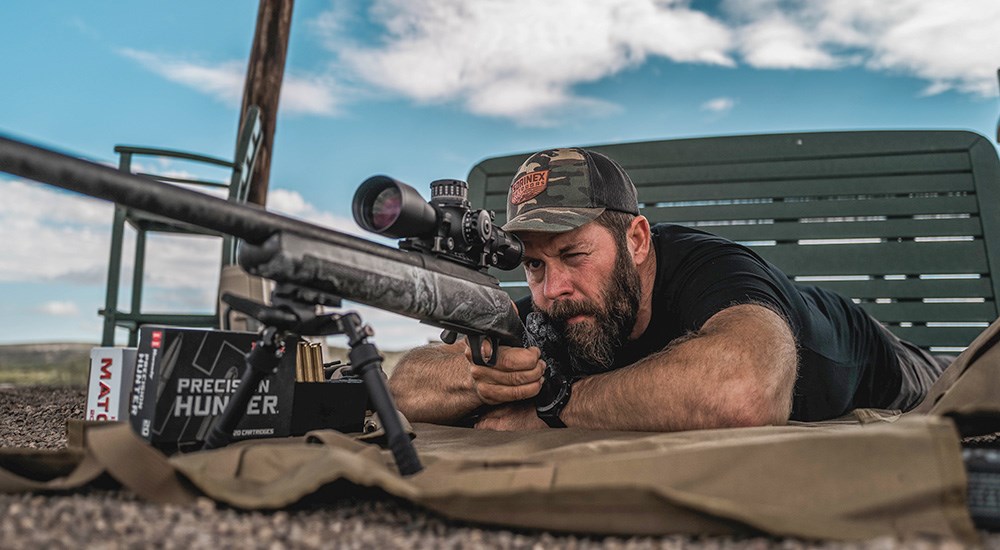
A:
648,222,789,296
649,223,742,251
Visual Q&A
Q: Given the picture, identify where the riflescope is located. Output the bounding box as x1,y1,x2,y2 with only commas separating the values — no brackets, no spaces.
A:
353,176,523,271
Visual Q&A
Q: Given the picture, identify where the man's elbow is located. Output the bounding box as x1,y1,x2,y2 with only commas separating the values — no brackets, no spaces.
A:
387,375,419,420
737,402,790,427
727,344,797,427
720,403,788,428
719,386,792,428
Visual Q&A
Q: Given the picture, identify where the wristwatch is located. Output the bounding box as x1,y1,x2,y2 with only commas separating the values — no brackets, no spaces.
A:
535,369,574,428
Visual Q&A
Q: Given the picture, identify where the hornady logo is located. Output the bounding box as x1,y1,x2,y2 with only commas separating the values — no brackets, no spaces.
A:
151,331,163,349
511,170,549,205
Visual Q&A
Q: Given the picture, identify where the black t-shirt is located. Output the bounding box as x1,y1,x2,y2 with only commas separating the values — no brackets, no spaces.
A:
516,223,907,421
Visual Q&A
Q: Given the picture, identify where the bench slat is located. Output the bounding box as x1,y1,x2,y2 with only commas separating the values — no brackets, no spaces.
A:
635,173,974,200
484,173,976,200
703,218,981,241
801,278,992,299
887,326,984,348
492,217,981,242
630,195,978,223
494,275,994,300
484,152,972,194
753,240,987,276
858,302,996,323
475,131,981,173
486,194,978,220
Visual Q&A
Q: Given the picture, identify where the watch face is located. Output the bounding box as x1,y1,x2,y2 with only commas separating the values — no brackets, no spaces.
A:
535,374,572,427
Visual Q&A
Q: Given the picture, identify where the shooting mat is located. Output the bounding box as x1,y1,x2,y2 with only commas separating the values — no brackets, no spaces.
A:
2,318,1000,543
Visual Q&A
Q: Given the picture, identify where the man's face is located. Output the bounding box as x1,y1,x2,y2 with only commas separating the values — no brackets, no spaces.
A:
520,221,641,375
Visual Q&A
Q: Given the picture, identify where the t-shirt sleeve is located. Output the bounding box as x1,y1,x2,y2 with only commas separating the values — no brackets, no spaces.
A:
670,241,796,334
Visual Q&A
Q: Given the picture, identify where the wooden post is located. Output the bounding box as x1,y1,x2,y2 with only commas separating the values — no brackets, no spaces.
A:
239,0,294,207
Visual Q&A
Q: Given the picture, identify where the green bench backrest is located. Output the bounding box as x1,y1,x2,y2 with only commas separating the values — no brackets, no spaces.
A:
466,131,1000,351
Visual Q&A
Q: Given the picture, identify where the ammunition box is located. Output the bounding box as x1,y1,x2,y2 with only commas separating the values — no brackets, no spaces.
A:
128,326,368,452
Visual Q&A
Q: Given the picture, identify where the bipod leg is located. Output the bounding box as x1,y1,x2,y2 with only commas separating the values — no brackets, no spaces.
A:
203,327,283,450
341,313,422,476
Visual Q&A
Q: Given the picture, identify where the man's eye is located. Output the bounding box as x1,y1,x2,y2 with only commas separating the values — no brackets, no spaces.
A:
523,259,543,270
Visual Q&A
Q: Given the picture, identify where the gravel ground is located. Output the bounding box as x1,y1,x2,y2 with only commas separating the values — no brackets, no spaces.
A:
0,385,996,549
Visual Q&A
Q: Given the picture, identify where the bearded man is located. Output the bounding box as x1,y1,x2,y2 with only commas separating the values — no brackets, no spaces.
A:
388,148,951,431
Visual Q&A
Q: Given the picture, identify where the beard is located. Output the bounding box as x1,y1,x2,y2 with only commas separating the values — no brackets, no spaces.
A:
534,244,642,376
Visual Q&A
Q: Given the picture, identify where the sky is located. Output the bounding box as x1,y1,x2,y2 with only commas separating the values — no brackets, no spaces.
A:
1,0,998,350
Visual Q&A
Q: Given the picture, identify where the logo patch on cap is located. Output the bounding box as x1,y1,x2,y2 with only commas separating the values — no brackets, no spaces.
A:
510,169,549,205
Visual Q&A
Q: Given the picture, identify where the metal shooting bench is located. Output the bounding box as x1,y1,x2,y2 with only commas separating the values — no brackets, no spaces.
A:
99,106,263,346
467,130,1000,352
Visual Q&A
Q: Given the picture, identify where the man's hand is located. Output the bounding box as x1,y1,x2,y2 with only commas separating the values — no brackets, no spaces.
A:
464,341,545,405
474,401,548,431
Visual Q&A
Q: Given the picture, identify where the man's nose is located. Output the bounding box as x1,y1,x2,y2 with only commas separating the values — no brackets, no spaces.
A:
542,263,574,301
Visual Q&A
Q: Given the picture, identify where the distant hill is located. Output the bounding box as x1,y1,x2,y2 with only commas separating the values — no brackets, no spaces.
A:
0,343,95,385
0,342,410,386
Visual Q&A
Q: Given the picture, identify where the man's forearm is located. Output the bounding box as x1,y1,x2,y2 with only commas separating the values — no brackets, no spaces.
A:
388,342,483,424
561,304,798,431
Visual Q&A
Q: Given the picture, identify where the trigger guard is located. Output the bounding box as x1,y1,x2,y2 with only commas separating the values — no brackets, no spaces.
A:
469,335,498,367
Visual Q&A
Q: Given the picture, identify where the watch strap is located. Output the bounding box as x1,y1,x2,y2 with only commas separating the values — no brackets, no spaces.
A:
535,370,573,428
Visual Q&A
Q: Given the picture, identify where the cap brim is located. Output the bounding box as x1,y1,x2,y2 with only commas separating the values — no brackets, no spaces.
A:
501,206,606,233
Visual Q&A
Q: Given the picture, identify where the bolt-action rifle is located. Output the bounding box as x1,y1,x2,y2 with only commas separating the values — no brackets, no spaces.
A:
0,135,527,476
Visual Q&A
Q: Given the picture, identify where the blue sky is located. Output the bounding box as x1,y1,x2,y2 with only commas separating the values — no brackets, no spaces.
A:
1,0,998,349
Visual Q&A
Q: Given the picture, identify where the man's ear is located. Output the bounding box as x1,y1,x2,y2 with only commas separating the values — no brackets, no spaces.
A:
628,215,652,264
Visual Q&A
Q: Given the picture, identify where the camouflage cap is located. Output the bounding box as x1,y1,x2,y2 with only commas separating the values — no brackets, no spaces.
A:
502,148,639,233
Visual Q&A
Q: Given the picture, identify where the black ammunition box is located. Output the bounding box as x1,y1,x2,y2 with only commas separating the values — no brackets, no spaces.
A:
128,326,367,452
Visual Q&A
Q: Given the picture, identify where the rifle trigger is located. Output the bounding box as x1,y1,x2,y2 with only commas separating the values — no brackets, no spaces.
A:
469,334,498,367
440,329,458,344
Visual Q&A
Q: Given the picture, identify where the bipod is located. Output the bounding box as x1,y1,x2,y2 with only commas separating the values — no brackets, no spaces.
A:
202,283,423,476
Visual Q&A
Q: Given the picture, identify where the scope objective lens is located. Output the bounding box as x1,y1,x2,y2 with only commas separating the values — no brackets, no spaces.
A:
371,187,402,231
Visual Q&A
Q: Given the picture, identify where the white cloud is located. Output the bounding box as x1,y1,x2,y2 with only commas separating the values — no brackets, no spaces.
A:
121,49,244,102
319,0,1000,123
266,188,367,237
117,1,999,126
737,15,843,69
266,187,402,247
330,0,735,125
0,179,115,283
701,97,736,113
0,177,224,310
281,76,340,116
37,301,80,317
120,49,340,115
723,0,1000,97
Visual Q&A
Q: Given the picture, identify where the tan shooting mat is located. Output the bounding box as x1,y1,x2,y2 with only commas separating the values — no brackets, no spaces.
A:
3,317,1000,543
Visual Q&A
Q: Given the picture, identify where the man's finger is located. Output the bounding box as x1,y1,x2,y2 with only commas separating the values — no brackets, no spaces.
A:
474,378,543,405
464,343,541,372
470,360,544,387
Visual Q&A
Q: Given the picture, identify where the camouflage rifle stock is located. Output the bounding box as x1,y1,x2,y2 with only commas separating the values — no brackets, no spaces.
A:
0,135,525,359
